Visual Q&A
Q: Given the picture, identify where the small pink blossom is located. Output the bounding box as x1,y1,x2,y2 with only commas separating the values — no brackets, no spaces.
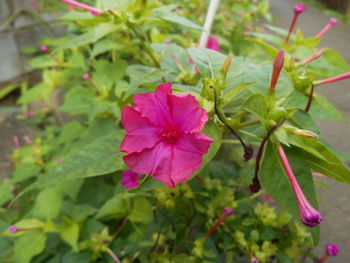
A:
83,73,90,80
285,4,307,44
39,45,48,53
121,170,140,189
9,225,17,233
120,83,213,187
326,243,340,256
206,37,220,51
23,135,33,145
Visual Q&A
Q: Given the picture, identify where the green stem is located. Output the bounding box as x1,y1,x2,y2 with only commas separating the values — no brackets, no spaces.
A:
105,248,121,263
222,139,241,144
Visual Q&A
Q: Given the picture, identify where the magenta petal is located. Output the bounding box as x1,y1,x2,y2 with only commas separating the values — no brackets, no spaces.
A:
206,37,220,51
168,93,209,132
120,106,161,153
123,142,175,187
133,84,173,128
170,133,213,184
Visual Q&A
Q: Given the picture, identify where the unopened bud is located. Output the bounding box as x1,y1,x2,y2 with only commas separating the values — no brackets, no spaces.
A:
294,3,307,14
315,17,339,38
326,243,340,256
83,73,90,80
9,225,18,233
222,54,232,74
293,129,318,138
314,72,350,86
302,49,326,65
39,45,48,53
269,50,285,92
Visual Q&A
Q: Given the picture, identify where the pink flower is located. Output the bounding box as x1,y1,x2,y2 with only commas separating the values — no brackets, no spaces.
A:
315,72,350,86
9,225,17,233
83,73,90,80
315,17,338,38
120,83,213,187
278,145,322,227
284,4,307,44
294,3,307,14
39,45,48,53
121,170,140,189
206,37,220,51
302,49,326,65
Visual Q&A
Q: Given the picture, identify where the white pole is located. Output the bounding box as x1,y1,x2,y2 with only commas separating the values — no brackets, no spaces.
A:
198,0,221,48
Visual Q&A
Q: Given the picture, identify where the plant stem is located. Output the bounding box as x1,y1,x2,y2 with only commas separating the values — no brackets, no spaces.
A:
250,119,285,193
304,85,314,112
240,120,260,127
105,248,121,263
222,139,241,144
210,86,253,161
112,217,128,238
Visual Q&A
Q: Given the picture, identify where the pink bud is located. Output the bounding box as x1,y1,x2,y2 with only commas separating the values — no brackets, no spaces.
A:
206,37,220,51
12,136,20,148
269,50,285,92
294,3,307,14
23,135,33,145
83,73,90,80
315,17,339,38
223,207,234,215
302,49,326,65
60,0,103,15
121,170,139,189
278,145,322,227
164,39,171,44
55,158,64,163
315,72,350,86
9,225,18,233
39,45,48,53
326,243,340,256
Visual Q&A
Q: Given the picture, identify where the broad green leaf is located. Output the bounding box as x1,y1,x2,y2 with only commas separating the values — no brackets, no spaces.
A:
129,198,153,224
17,83,54,104
0,180,12,206
61,251,91,263
153,9,202,30
14,232,47,263
92,39,123,57
288,110,320,134
58,121,85,144
259,143,319,244
60,87,95,115
95,194,130,219
310,94,348,123
187,47,226,78
12,163,41,183
240,93,269,124
28,55,59,69
60,217,79,252
222,82,254,106
127,65,170,86
57,23,118,50
249,39,279,58
19,133,124,197
31,189,62,220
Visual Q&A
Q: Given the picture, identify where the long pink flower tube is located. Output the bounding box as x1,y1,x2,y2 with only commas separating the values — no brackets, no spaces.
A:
204,208,233,239
302,49,326,65
278,145,322,227
60,0,103,15
284,4,307,44
315,18,338,38
315,72,350,86
120,83,213,188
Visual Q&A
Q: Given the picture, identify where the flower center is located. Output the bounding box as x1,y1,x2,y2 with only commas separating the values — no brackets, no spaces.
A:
160,128,180,144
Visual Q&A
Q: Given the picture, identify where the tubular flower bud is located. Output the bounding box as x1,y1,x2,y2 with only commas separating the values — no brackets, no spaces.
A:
204,208,234,239
269,50,285,92
278,145,322,227
315,17,339,38
314,72,350,86
222,54,232,75
60,0,103,15
284,4,307,44
292,129,318,138
302,49,326,65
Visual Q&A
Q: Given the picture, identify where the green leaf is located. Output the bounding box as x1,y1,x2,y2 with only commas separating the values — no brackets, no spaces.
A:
28,55,59,69
60,217,80,252
17,83,54,104
0,180,12,206
187,47,226,78
60,87,95,115
126,65,170,87
95,194,130,219
12,163,41,183
59,121,85,144
259,142,319,244
194,120,222,176
92,39,123,57
310,94,348,123
222,82,254,106
14,232,47,263
153,9,202,30
57,23,118,50
288,110,320,134
18,133,124,197
240,93,269,124
31,189,62,220
129,198,153,224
